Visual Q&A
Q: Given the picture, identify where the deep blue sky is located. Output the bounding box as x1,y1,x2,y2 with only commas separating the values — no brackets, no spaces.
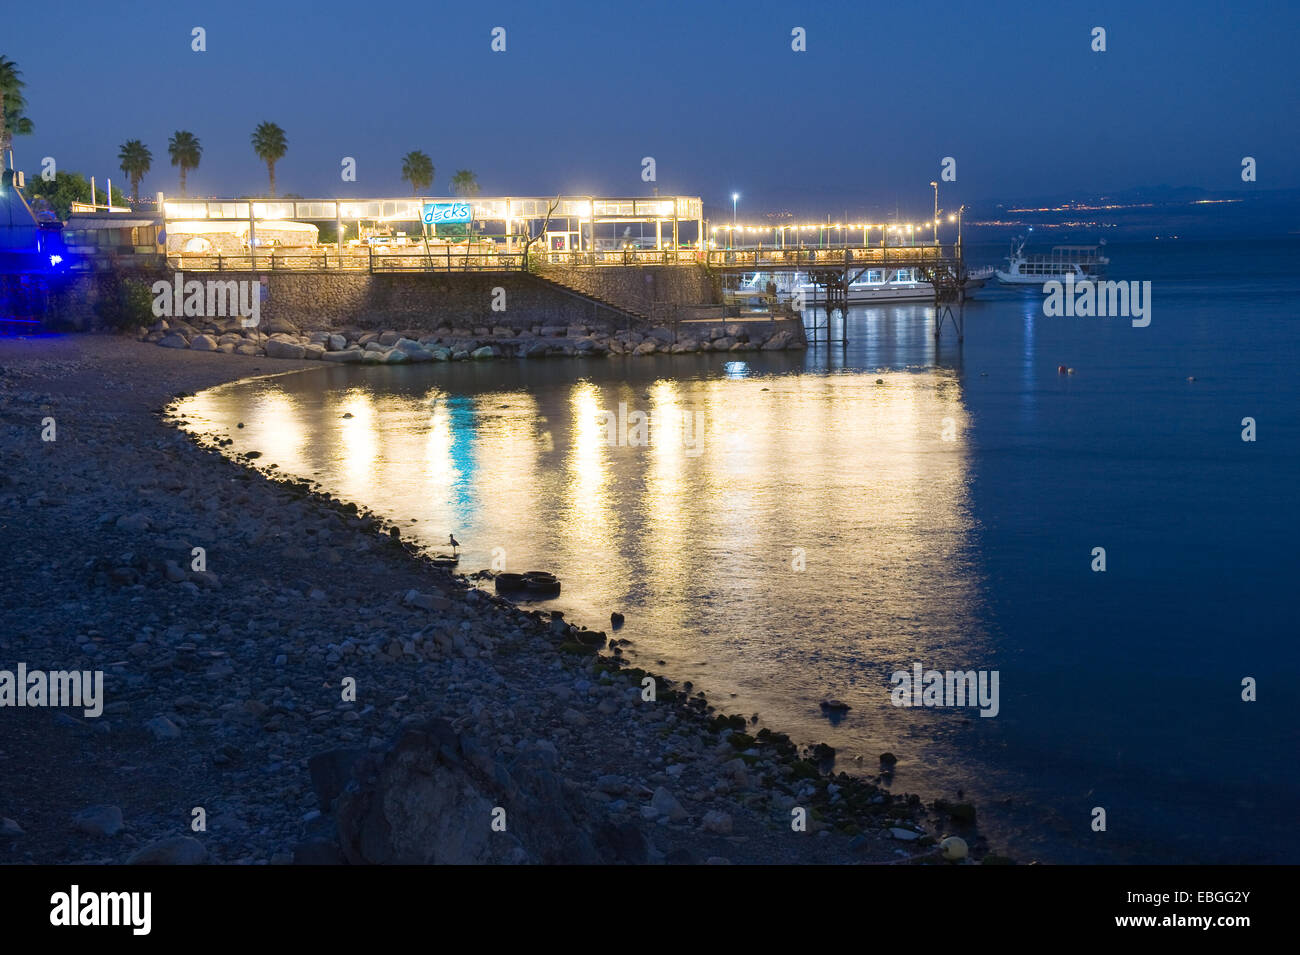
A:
8,0,1298,218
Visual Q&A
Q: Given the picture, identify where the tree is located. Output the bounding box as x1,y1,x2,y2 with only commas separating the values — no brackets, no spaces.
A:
250,122,287,196
117,140,152,203
450,169,480,197
168,131,202,196
25,171,127,219
401,150,434,195
0,56,34,159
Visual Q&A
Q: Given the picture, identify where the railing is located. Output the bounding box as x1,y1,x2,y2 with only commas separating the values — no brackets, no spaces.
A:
162,243,961,273
705,245,954,269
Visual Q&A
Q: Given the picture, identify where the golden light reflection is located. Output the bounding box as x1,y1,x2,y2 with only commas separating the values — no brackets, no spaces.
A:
564,382,614,541
331,389,379,499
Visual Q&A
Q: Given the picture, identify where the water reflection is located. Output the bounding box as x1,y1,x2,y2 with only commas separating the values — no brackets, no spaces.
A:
177,359,986,786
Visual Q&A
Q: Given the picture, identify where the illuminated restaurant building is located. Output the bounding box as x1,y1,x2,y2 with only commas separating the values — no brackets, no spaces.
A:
160,195,706,253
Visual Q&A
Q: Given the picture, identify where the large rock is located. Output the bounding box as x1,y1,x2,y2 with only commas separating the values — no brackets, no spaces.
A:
321,349,364,363
633,342,657,356
157,333,189,349
189,334,218,351
394,338,433,362
470,346,497,360
126,836,207,865
334,718,605,864
72,805,124,837
265,339,307,360
327,333,348,351
650,786,688,821
761,330,793,350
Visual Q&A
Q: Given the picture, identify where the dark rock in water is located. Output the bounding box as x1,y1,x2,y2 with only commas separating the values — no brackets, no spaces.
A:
610,612,625,629
934,799,977,825
812,743,836,762
334,718,605,864
820,699,851,712
879,752,898,767
308,747,366,812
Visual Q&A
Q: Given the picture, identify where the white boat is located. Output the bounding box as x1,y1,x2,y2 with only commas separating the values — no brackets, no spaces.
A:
995,237,1108,285
725,266,994,305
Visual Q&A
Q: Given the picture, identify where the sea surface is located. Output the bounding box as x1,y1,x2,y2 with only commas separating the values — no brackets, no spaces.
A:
177,238,1300,863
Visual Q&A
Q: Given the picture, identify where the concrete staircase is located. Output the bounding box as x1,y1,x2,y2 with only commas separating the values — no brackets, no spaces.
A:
527,270,651,326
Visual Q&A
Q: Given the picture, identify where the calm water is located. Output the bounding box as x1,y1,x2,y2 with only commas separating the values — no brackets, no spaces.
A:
178,239,1300,864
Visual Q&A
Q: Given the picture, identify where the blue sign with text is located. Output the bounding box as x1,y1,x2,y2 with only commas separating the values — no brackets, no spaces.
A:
423,202,472,225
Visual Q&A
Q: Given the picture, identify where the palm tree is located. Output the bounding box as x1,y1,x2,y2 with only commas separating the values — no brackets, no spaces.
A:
250,122,287,196
168,131,202,196
117,140,152,203
0,56,35,161
450,169,480,197
401,150,434,195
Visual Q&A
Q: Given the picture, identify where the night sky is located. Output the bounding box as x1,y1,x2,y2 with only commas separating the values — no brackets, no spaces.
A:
9,0,1299,216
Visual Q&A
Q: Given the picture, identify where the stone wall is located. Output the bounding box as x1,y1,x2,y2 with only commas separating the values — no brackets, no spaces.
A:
45,265,720,333
536,264,718,316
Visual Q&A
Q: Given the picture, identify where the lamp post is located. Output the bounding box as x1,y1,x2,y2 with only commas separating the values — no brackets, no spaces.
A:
731,193,739,249
930,181,939,245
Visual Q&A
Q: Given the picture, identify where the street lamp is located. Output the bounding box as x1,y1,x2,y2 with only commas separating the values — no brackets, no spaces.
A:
947,205,965,249
731,193,739,249
930,181,939,245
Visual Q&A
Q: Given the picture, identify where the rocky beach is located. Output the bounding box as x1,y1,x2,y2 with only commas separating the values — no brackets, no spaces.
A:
0,334,998,865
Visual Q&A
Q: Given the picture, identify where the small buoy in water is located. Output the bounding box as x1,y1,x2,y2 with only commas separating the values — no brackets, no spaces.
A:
1057,365,1067,375
342,412,353,418
1067,367,1076,375
1187,375,1196,382
875,378,884,385
237,422,244,428
980,372,988,377
940,835,968,861
610,611,625,629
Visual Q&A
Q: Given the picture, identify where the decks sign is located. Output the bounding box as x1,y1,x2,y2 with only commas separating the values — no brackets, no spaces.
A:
423,202,472,225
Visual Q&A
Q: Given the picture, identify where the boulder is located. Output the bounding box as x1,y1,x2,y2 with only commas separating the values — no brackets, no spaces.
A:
303,344,325,360
189,334,218,351
72,805,124,837
327,334,348,351
470,345,497,360
394,338,433,362
633,342,657,356
157,333,189,349
126,836,208,865
321,349,364,363
334,718,604,864
265,339,307,360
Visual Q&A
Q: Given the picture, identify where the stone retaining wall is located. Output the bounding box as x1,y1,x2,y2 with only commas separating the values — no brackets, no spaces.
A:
47,266,720,333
